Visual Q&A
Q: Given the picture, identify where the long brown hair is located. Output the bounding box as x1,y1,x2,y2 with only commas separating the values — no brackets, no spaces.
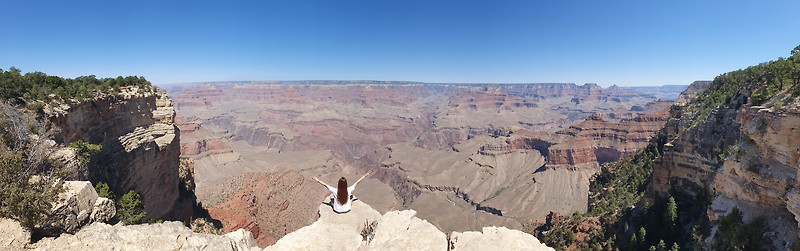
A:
337,177,348,205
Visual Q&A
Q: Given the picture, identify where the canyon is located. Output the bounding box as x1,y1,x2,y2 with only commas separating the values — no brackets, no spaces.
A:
166,81,680,246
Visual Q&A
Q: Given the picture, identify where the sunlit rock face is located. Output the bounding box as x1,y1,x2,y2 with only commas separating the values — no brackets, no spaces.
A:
264,200,553,251
48,89,188,222
645,80,800,246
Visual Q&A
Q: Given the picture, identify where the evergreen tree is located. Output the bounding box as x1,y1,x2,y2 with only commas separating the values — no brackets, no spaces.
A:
118,190,146,225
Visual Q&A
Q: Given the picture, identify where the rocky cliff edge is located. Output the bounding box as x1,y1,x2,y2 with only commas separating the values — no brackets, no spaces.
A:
266,200,554,250
23,200,552,250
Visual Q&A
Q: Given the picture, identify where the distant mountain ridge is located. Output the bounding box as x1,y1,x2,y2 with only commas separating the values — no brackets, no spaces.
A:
622,84,692,100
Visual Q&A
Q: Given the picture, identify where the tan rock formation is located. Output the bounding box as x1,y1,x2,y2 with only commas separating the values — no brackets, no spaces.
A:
546,110,670,167
263,200,550,250
264,200,383,251
48,90,188,222
32,221,261,251
44,181,115,235
450,226,554,251
366,210,447,250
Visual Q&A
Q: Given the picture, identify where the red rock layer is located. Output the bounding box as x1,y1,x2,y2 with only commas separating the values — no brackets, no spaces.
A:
546,109,671,166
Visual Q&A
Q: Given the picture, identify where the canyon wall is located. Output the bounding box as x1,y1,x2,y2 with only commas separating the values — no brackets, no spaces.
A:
644,79,800,246
48,88,189,222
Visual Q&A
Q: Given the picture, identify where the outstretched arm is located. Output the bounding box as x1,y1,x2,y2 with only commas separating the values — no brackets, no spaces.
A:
312,177,331,188
352,171,371,187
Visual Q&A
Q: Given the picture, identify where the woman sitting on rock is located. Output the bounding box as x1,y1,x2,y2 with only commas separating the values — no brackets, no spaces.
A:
312,171,370,214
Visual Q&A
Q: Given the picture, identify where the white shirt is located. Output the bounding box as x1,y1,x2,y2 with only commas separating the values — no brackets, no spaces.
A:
327,185,356,213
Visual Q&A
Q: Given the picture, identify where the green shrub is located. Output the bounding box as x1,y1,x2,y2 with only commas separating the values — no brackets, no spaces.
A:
713,207,771,250
95,182,115,201
25,102,45,114
774,101,784,111
69,140,102,163
747,163,760,174
118,190,146,225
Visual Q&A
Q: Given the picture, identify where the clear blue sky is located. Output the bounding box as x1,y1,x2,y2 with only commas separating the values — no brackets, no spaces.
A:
2,1,799,86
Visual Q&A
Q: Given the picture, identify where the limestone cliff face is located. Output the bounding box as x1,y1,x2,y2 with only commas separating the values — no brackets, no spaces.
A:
47,88,187,222
646,107,740,200
708,105,800,241
644,79,800,245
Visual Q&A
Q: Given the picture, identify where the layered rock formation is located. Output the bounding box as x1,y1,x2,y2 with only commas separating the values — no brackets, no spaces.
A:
47,88,188,222
545,110,670,167
644,78,800,246
707,104,800,243
166,81,674,241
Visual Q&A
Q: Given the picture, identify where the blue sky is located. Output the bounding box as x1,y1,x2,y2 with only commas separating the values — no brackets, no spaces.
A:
1,1,799,86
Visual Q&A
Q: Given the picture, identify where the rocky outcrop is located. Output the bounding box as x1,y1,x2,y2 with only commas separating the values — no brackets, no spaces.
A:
47,89,188,222
264,200,551,250
32,221,260,251
450,227,553,251
42,181,115,235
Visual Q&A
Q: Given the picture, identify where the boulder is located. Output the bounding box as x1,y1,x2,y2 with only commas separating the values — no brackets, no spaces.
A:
90,197,116,223
45,181,99,234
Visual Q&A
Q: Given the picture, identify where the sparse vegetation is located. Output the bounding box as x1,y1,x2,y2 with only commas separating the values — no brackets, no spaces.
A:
0,102,66,230
360,220,378,243
588,132,665,217
688,44,800,125
542,223,576,247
